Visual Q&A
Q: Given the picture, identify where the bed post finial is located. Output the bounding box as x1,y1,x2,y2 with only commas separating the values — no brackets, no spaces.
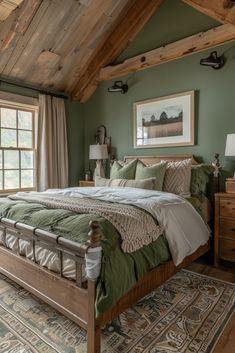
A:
212,153,221,177
87,220,101,247
212,153,221,193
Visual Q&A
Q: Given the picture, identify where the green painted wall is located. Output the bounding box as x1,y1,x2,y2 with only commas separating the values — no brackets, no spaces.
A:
66,99,84,185
0,81,84,186
83,0,235,183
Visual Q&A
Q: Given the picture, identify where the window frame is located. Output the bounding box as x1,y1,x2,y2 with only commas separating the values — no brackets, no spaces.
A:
0,100,38,194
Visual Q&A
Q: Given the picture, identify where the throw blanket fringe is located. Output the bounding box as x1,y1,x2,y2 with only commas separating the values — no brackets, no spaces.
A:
9,192,163,253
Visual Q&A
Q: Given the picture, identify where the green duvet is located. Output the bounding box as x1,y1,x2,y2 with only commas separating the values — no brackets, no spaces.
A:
0,198,170,316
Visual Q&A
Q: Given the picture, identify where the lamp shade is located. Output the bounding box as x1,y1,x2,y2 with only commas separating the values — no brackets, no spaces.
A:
225,134,235,156
89,144,108,160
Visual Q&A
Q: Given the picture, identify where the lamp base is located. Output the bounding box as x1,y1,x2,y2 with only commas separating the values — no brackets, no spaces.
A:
93,160,105,180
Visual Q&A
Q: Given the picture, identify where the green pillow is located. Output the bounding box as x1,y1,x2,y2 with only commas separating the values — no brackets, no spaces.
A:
110,159,137,179
135,161,167,191
190,164,214,196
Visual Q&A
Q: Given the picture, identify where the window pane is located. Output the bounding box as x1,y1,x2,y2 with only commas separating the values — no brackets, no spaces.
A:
0,171,2,190
4,170,19,189
18,130,32,148
0,151,2,169
4,150,19,169
18,111,32,130
1,108,16,128
21,169,34,188
21,151,34,169
1,129,17,147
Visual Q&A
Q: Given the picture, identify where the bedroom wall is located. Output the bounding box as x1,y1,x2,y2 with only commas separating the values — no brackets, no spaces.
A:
0,81,84,186
83,0,235,182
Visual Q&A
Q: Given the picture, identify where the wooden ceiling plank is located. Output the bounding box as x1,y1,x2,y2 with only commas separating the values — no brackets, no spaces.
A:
0,0,43,51
52,0,118,57
22,0,114,88
48,1,87,56
28,50,61,85
0,0,24,21
0,0,43,73
103,0,129,17
50,47,94,92
4,1,75,80
12,0,43,34
182,0,235,25
99,24,235,82
71,0,165,101
56,0,130,92
0,0,131,93
1,0,50,75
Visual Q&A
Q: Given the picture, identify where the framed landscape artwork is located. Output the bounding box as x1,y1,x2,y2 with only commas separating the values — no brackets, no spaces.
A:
133,91,195,148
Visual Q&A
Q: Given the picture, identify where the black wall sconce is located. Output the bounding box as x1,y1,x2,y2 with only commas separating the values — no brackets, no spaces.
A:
107,81,128,94
200,51,225,70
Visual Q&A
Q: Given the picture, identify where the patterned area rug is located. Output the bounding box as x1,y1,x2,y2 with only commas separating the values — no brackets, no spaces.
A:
0,270,234,353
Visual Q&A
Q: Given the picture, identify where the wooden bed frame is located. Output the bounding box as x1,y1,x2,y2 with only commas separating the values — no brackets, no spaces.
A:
0,155,215,353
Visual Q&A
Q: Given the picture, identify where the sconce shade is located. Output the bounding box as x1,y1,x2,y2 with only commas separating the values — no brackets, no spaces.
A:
225,134,235,156
89,144,108,160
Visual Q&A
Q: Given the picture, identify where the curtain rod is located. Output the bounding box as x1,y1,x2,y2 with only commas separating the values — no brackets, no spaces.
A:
0,78,69,100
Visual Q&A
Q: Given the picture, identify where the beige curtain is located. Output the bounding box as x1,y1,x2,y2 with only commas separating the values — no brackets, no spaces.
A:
37,94,69,191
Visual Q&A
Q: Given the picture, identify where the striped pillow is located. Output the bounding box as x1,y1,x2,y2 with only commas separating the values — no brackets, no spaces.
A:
95,177,156,190
163,159,192,196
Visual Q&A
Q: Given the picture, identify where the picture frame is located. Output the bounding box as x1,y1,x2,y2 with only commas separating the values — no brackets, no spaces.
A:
133,90,195,148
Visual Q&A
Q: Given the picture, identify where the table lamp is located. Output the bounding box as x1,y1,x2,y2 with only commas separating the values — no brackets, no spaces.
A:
225,133,235,192
89,144,108,179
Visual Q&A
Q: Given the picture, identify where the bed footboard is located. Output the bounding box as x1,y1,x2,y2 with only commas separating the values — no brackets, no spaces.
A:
0,218,102,352
0,216,210,353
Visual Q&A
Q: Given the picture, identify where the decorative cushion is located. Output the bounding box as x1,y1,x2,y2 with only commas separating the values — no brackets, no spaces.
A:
163,159,192,196
110,159,137,179
190,164,214,196
135,161,167,191
95,177,156,190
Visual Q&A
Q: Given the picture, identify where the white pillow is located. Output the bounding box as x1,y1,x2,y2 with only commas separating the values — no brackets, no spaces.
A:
95,177,156,190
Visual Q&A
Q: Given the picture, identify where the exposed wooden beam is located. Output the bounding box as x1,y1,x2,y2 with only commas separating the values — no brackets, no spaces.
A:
72,0,166,102
0,0,24,21
99,24,235,82
182,0,235,25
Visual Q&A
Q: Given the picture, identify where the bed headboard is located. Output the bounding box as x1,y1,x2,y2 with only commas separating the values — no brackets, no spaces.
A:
124,155,199,165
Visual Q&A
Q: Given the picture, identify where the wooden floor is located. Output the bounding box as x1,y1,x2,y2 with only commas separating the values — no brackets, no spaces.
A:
187,261,235,353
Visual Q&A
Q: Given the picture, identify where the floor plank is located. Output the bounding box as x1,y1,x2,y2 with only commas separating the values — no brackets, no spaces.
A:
187,261,235,353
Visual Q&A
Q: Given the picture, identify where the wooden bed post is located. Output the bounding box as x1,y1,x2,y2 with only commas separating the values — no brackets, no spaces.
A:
87,280,101,353
87,220,102,353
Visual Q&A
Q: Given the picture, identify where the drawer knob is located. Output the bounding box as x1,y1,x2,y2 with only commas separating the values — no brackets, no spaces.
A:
232,228,235,232
232,249,235,252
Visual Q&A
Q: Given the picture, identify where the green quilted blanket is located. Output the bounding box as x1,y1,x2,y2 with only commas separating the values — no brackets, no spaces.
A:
0,198,170,316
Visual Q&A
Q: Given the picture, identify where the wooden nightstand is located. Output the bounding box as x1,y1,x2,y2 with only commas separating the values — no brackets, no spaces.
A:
214,192,235,267
79,181,95,187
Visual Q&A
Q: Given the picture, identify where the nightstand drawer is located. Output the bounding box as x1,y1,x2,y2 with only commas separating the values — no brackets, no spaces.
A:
79,181,95,187
219,238,235,262
220,219,235,240
220,199,235,218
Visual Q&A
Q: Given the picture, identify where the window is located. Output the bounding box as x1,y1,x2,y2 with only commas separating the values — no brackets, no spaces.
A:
0,102,37,193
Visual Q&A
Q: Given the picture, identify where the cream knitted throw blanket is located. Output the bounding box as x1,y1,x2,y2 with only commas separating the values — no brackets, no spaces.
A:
9,192,163,253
